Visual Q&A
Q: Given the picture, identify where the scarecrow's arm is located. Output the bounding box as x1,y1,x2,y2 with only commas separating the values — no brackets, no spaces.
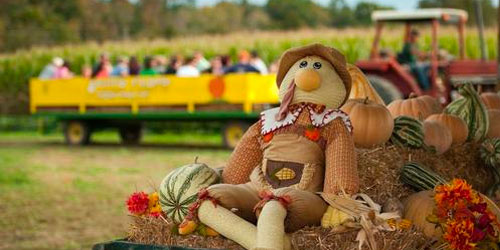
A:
323,118,359,194
222,122,263,184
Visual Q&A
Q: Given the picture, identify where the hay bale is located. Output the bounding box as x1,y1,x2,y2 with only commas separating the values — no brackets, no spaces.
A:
291,227,429,250
356,143,492,205
128,216,245,249
128,216,429,250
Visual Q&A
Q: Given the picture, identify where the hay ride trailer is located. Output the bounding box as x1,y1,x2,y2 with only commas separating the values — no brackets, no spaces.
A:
29,74,279,148
357,8,498,104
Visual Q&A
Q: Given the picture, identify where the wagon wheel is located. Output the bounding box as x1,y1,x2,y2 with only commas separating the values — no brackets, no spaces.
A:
119,125,143,145
64,121,91,145
222,122,250,149
366,74,403,104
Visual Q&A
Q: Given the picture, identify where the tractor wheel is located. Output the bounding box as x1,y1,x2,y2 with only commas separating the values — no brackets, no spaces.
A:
366,74,403,104
64,121,91,145
119,125,142,145
222,122,250,149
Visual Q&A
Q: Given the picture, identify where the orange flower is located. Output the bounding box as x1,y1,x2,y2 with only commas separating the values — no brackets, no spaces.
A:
148,192,159,208
433,179,500,249
304,127,320,141
435,179,481,218
263,132,273,142
444,218,476,250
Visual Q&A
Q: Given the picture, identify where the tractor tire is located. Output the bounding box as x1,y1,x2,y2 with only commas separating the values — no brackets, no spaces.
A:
64,121,91,145
366,74,403,105
119,125,142,145
222,122,250,149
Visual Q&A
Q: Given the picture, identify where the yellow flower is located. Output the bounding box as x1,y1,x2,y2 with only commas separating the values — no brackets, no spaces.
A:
148,192,159,208
150,204,162,214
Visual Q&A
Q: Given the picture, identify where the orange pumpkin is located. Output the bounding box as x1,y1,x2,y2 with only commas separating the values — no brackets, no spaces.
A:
419,95,443,114
487,109,500,139
426,114,468,145
341,98,394,148
481,92,500,110
423,120,452,154
387,93,439,120
403,191,442,238
347,64,385,105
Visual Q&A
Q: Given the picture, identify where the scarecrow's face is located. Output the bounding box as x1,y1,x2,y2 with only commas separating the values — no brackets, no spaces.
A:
279,55,347,109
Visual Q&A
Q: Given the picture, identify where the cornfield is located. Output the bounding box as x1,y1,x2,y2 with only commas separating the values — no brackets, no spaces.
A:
0,27,497,114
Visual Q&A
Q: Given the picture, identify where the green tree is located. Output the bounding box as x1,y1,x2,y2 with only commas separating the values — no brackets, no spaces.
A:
354,2,392,26
265,0,325,29
328,0,355,28
418,0,497,26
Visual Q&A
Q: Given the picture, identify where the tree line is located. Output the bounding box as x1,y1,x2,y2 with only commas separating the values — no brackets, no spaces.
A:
0,0,497,53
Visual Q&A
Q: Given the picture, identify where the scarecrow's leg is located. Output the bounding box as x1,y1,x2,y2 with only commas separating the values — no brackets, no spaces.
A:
254,200,289,250
254,187,327,250
197,183,260,249
199,200,292,250
199,200,258,249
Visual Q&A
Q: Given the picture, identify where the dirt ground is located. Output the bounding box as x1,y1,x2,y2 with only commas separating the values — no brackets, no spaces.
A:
0,132,231,250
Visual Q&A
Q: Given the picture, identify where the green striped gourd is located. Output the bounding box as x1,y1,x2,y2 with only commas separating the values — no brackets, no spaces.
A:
390,115,424,148
481,138,500,168
444,83,489,142
400,162,447,191
159,158,220,223
480,138,500,196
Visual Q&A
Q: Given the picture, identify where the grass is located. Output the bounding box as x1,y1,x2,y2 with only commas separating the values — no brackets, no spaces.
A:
0,132,231,249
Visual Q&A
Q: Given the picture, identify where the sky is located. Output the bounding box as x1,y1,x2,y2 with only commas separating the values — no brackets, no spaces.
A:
197,0,420,10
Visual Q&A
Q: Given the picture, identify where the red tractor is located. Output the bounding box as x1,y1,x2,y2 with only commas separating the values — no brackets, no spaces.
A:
356,8,498,104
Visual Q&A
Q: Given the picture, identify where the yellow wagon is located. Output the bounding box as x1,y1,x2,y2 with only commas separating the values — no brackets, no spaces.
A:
30,73,279,148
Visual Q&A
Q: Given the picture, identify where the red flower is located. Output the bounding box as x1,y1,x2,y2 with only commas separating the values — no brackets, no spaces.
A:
471,227,487,242
127,192,150,215
469,202,487,214
149,211,161,218
486,224,496,236
477,214,492,229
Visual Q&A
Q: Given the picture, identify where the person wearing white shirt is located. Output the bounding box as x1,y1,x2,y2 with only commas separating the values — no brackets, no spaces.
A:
250,51,268,74
176,57,200,77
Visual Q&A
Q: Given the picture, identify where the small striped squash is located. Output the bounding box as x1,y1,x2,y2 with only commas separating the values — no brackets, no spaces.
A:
445,83,489,142
480,139,500,196
480,138,500,168
391,116,424,148
400,162,447,191
159,158,220,223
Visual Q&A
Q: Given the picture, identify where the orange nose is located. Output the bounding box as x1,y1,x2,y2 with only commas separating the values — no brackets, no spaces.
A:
294,69,321,92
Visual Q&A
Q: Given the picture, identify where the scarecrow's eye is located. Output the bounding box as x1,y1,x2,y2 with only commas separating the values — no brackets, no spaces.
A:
299,61,308,68
313,62,322,69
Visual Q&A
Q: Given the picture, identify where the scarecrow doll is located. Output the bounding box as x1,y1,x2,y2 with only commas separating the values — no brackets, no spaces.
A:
184,44,359,250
